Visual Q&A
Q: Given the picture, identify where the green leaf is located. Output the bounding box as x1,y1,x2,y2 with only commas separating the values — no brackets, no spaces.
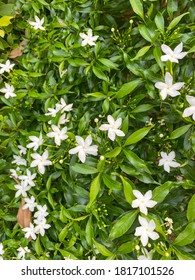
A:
154,12,164,33
170,124,192,140
131,104,154,113
98,58,118,70
86,216,94,246
124,126,153,146
173,222,195,246
152,181,178,203
87,173,101,208
117,240,135,254
138,25,153,42
120,176,134,204
187,194,195,222
104,147,121,158
129,0,144,20
71,163,98,174
109,210,138,239
124,149,150,173
93,240,114,257
68,58,89,67
58,224,71,242
131,46,151,61
35,236,42,256
167,12,189,31
102,174,122,190
92,66,109,82
115,79,142,98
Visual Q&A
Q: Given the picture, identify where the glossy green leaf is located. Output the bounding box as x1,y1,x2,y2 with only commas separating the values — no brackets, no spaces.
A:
152,181,178,203
124,126,153,146
120,176,134,204
86,216,94,246
124,149,150,173
71,163,98,174
93,240,114,256
187,194,195,222
92,66,109,82
170,124,192,140
154,12,164,33
35,236,42,256
87,173,101,208
129,0,144,20
102,174,122,190
115,79,142,98
167,12,189,30
174,222,195,246
131,104,154,113
98,58,118,69
131,46,151,61
117,240,135,254
104,147,121,158
109,210,138,239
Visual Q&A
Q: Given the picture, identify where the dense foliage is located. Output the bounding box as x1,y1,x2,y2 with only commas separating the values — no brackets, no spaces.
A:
0,0,195,260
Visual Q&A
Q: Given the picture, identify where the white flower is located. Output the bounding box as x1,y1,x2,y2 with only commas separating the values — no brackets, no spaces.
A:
45,107,60,117
30,150,52,174
26,133,43,151
132,190,157,215
58,113,69,125
56,98,73,113
18,145,27,155
69,135,98,163
155,72,184,100
182,95,195,121
14,181,31,198
22,223,37,240
79,29,99,46
22,196,37,212
158,151,180,173
161,42,187,63
34,217,51,236
138,248,153,260
135,216,159,247
0,83,16,99
19,169,36,187
99,115,125,141
12,155,27,166
0,243,4,255
29,16,45,30
47,125,68,146
17,246,30,260
34,204,49,220
0,60,15,74
10,168,19,178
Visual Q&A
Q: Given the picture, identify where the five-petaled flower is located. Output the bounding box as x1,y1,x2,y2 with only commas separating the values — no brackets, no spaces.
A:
34,217,51,236
22,223,37,240
14,181,31,198
69,135,98,163
99,115,125,141
26,133,43,151
29,16,45,30
158,151,180,173
0,243,4,255
161,42,187,63
0,60,15,74
0,83,16,99
17,246,30,260
19,169,36,187
47,125,68,146
134,216,159,247
155,72,184,100
182,95,195,121
79,29,98,46
23,196,37,212
30,150,52,174
132,190,157,215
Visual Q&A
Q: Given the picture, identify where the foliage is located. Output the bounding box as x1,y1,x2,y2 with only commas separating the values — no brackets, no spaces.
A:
0,0,195,260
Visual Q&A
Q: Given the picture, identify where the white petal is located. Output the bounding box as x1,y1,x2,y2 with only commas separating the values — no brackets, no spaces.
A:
172,82,184,90
133,190,143,199
76,136,85,146
114,129,125,137
168,151,175,160
165,72,173,86
132,199,141,208
115,118,122,128
163,162,170,173
86,146,98,156
161,44,173,55
140,233,149,247
108,130,116,141
174,42,183,54
155,82,166,90
160,89,168,100
78,150,86,163
38,164,45,174
99,124,110,131
149,231,159,241
85,135,92,147
183,106,195,118
107,115,115,125
138,216,148,227
144,190,152,200
69,146,81,154
186,95,195,106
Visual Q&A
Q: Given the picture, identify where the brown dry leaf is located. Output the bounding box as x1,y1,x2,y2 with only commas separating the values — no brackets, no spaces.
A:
17,198,32,228
9,39,28,58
